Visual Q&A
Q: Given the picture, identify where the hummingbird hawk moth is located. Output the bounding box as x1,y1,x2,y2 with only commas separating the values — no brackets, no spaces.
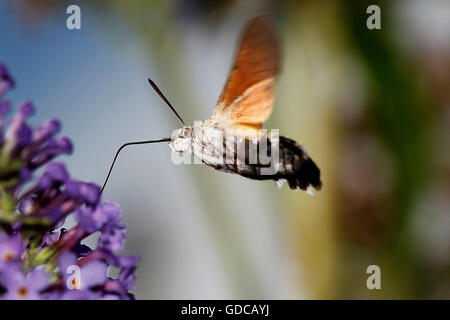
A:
102,15,322,194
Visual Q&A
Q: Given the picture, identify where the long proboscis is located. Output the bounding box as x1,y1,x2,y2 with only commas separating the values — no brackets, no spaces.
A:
101,138,171,193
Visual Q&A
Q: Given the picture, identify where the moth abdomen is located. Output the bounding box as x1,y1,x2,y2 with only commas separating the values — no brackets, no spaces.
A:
204,133,322,192
277,136,321,191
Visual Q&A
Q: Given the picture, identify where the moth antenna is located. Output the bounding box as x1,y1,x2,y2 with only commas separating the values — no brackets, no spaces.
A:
148,78,185,126
101,137,171,193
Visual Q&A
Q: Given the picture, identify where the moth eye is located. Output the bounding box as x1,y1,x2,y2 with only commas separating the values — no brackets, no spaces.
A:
183,130,190,138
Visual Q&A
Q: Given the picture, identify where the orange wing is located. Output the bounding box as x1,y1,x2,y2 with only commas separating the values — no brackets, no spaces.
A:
212,15,280,126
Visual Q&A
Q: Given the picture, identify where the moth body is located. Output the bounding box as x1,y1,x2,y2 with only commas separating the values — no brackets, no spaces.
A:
168,15,321,193
170,121,322,191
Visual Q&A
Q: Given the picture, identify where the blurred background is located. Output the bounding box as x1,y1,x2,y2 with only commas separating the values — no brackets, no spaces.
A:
1,0,449,299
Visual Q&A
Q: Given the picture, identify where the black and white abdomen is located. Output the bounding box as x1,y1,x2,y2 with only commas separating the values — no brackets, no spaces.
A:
189,124,322,192
273,136,321,191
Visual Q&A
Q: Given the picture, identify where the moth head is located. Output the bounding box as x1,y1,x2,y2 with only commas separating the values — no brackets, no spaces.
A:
169,127,192,153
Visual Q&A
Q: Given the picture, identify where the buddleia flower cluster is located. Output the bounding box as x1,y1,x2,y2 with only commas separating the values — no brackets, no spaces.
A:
0,64,138,300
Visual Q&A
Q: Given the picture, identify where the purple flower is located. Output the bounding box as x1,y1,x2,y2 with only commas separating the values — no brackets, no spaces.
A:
35,162,69,191
117,255,139,291
29,136,73,169
42,230,61,247
66,180,100,206
98,223,126,252
0,266,49,300
97,203,127,252
0,235,23,268
0,101,10,134
42,220,65,247
58,252,107,290
76,202,122,234
0,64,14,96
4,101,34,156
59,289,93,300
32,119,61,145
0,64,139,300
